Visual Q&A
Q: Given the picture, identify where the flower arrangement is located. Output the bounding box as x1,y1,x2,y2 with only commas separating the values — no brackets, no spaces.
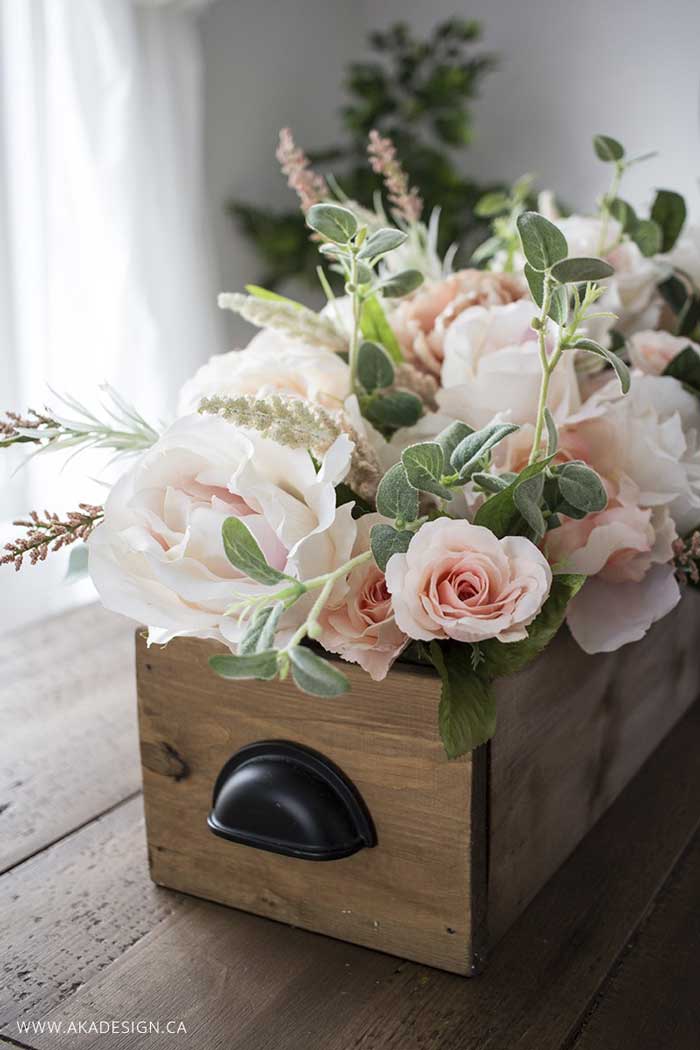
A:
4,130,700,759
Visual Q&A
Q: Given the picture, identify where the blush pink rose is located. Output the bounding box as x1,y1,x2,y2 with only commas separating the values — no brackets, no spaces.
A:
390,269,527,377
317,515,408,680
385,518,552,644
628,330,700,377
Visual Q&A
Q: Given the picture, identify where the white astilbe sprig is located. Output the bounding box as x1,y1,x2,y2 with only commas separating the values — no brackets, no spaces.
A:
218,293,347,354
199,393,380,502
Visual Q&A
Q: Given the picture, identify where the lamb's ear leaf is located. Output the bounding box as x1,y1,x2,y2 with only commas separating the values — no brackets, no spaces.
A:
239,603,284,655
209,650,279,681
571,338,630,394
430,642,497,759
289,646,349,698
222,517,291,586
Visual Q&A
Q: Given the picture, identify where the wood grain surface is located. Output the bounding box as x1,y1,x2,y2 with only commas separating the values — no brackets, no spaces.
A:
1,603,699,1050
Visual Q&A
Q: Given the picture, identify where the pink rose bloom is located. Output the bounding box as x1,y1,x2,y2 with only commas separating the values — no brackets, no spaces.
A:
390,269,527,377
628,330,700,377
317,515,408,681
385,518,552,644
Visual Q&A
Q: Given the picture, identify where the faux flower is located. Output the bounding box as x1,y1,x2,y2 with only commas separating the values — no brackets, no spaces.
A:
317,515,408,680
385,518,552,644
88,413,357,650
628,330,700,376
177,330,349,415
664,224,700,288
438,300,581,429
390,268,527,377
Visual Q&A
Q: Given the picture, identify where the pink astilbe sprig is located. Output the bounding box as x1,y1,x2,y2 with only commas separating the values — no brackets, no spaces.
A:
367,129,423,225
0,409,55,445
1,504,104,572
276,128,329,213
673,531,700,586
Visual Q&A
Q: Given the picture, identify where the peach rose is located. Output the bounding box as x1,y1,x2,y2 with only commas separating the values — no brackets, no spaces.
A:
628,330,700,377
385,518,552,644
390,268,527,377
317,515,408,680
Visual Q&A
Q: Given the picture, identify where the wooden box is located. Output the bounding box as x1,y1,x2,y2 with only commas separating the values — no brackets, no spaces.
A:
136,593,700,976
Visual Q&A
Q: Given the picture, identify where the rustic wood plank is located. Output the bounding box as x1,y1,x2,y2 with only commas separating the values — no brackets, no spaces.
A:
0,605,140,873
136,632,486,975
571,829,700,1050
20,699,700,1050
0,797,185,1034
489,592,700,944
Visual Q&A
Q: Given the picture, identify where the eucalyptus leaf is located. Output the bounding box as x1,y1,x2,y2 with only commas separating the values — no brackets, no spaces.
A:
609,198,637,234
357,340,395,392
571,338,631,394
632,218,662,258
209,649,279,681
360,294,403,363
550,257,614,284
593,134,625,162
471,472,512,494
429,642,497,758
357,227,407,260
557,462,608,513
650,189,686,253
450,422,520,480
306,203,358,243
375,463,419,522
370,523,413,572
289,646,349,697
516,211,568,272
436,420,474,463
401,442,452,499
222,517,291,586
524,263,544,307
548,284,569,326
363,390,423,430
380,269,424,298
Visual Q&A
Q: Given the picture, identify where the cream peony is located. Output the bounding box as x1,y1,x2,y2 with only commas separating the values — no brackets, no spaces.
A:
177,329,350,415
385,518,552,644
317,515,408,680
438,300,581,429
389,269,527,377
88,413,357,650
629,330,700,376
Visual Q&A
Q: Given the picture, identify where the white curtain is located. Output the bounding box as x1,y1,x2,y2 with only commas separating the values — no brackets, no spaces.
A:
0,0,222,520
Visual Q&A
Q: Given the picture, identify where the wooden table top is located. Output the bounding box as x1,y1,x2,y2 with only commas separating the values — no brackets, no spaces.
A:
1,604,699,1050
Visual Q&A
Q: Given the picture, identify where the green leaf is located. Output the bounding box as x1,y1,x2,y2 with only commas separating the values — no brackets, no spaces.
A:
474,191,509,217
209,649,279,681
357,340,395,392
548,284,569,326
355,260,374,285
593,134,625,162
632,218,662,258
239,603,284,655
663,345,700,396
436,420,474,464
650,190,686,252
450,422,520,480
402,442,452,500
472,472,513,494
513,472,546,538
474,458,552,538
430,642,497,758
658,275,689,316
375,462,419,522
222,517,291,586
471,235,502,266
609,198,637,234
65,543,89,581
289,646,349,698
571,338,631,394
357,227,407,260
479,574,586,677
550,257,615,284
306,203,358,244
245,285,303,309
544,407,558,456
524,263,544,307
557,462,608,513
363,391,423,430
516,211,568,272
380,269,424,298
360,294,403,363
370,523,413,572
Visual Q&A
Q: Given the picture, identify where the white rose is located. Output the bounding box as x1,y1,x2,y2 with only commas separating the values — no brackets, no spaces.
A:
438,300,581,428
177,329,350,415
88,413,357,650
629,330,700,376
664,224,700,288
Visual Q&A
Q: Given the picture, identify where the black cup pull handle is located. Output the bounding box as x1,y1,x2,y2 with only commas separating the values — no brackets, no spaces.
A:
207,740,377,861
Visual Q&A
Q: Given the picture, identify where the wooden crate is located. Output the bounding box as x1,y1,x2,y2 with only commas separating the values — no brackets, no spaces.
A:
136,592,700,976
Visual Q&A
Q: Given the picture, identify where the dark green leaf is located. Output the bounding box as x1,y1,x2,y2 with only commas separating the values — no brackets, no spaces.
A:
290,646,349,697
548,284,569,326
209,649,279,681
593,134,625,162
516,211,568,272
571,338,631,394
550,257,614,284
370,523,413,571
360,295,403,363
678,297,700,338
650,189,686,252
663,345,700,396
609,198,637,234
402,442,452,499
430,642,497,758
357,340,395,392
524,262,544,307
450,422,520,480
632,218,662,258
479,574,586,677
557,462,608,513
357,227,407,260
380,269,424,298
658,275,689,315
306,203,358,243
474,458,552,538
222,517,290,586
375,462,419,522
363,391,423,430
